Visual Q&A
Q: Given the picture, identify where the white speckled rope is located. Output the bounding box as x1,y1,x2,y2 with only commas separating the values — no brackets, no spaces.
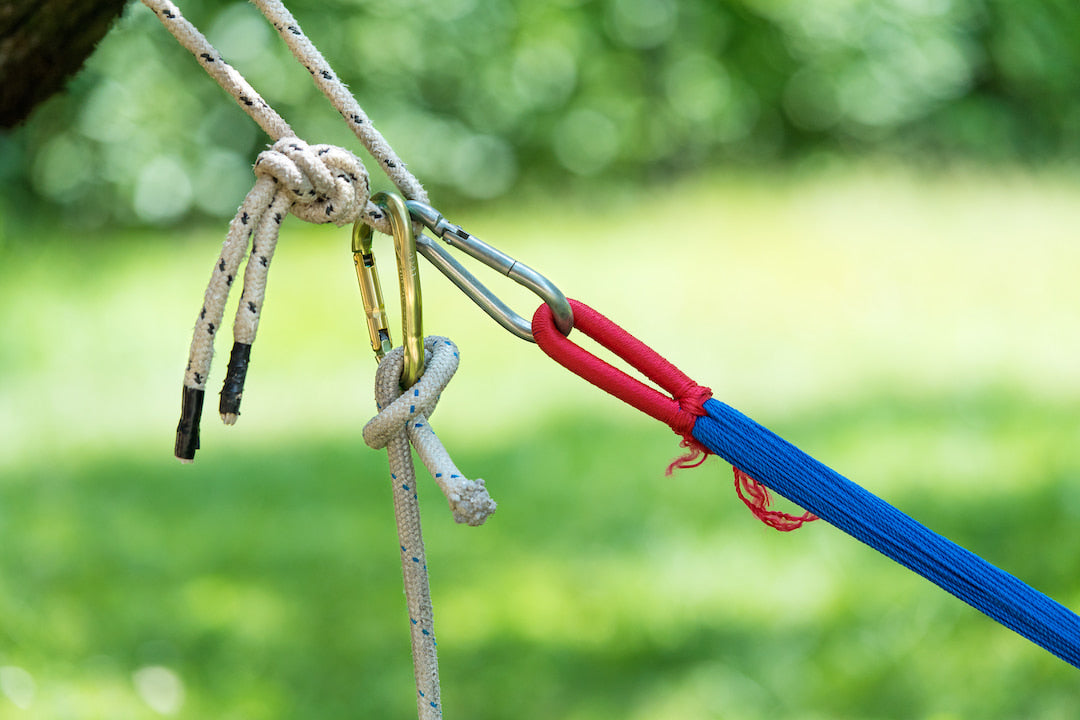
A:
364,338,497,720
150,3,492,714
250,0,428,206
178,137,372,442
141,0,290,138
141,0,427,225
149,0,436,455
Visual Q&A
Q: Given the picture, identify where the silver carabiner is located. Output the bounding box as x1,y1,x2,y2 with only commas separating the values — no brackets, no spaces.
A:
406,200,574,341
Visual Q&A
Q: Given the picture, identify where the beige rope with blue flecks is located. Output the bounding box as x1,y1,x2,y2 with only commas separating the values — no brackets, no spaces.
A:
364,338,497,720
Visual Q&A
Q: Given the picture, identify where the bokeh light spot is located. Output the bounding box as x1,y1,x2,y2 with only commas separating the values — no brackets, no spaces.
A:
78,80,138,144
783,67,841,131
451,135,517,199
31,134,93,201
195,106,259,160
207,2,272,64
0,666,36,710
193,151,253,217
664,53,731,124
553,109,619,176
132,665,185,716
512,41,578,108
133,156,193,224
606,0,678,49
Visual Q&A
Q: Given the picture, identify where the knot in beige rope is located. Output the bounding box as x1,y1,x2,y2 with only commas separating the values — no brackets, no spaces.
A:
158,0,439,457
364,337,497,527
253,137,372,227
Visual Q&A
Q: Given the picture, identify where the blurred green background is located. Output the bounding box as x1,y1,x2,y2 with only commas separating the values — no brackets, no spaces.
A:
2,0,1080,718
4,0,1080,226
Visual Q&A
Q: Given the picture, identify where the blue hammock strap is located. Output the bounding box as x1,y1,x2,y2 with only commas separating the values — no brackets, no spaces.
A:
694,399,1080,668
532,299,1080,669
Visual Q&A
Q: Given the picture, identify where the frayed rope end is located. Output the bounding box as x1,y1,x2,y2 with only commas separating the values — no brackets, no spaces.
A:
733,466,818,532
666,436,712,476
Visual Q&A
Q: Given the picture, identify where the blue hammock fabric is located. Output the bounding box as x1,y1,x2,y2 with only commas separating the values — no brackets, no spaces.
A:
693,398,1080,668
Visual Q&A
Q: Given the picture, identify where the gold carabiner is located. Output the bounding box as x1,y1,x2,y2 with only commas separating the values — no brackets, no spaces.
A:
351,191,424,388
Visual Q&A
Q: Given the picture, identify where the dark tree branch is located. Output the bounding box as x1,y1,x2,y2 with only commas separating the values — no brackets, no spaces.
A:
0,0,128,128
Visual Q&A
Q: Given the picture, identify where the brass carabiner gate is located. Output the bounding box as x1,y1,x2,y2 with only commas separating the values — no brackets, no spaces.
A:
352,192,424,388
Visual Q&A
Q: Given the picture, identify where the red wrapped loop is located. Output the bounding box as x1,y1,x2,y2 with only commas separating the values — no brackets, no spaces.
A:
532,299,712,442
533,299,817,533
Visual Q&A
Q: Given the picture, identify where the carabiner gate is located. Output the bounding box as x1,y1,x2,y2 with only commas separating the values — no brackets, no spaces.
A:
406,200,574,341
352,192,424,387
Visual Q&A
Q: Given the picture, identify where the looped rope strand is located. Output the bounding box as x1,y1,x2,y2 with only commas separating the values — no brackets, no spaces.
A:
176,136,377,458
148,0,437,456
364,337,497,527
251,0,428,206
142,0,426,230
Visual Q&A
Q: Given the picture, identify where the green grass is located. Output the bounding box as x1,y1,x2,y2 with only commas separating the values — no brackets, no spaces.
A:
2,167,1080,718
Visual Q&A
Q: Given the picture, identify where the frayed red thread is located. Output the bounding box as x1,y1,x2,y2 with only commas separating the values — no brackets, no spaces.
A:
733,467,818,531
666,436,712,476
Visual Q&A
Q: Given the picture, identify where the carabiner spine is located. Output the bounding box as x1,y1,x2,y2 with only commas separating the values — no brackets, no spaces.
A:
380,192,424,388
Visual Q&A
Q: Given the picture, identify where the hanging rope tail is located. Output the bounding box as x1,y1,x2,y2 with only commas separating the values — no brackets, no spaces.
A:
532,299,1080,669
362,337,496,720
150,0,432,460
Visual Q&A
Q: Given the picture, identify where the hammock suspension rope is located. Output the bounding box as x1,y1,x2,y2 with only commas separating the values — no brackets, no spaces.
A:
531,298,1080,669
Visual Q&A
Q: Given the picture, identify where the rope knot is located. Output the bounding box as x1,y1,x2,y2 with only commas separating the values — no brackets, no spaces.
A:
677,384,713,417
254,137,371,227
363,337,497,527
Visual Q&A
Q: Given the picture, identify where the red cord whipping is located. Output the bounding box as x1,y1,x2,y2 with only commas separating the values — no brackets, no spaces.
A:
532,299,712,451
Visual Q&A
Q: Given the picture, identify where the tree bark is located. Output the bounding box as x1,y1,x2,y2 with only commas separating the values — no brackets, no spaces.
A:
0,0,128,128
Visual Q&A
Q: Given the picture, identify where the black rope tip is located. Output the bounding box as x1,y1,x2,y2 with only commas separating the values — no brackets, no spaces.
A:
219,342,252,418
175,386,205,461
